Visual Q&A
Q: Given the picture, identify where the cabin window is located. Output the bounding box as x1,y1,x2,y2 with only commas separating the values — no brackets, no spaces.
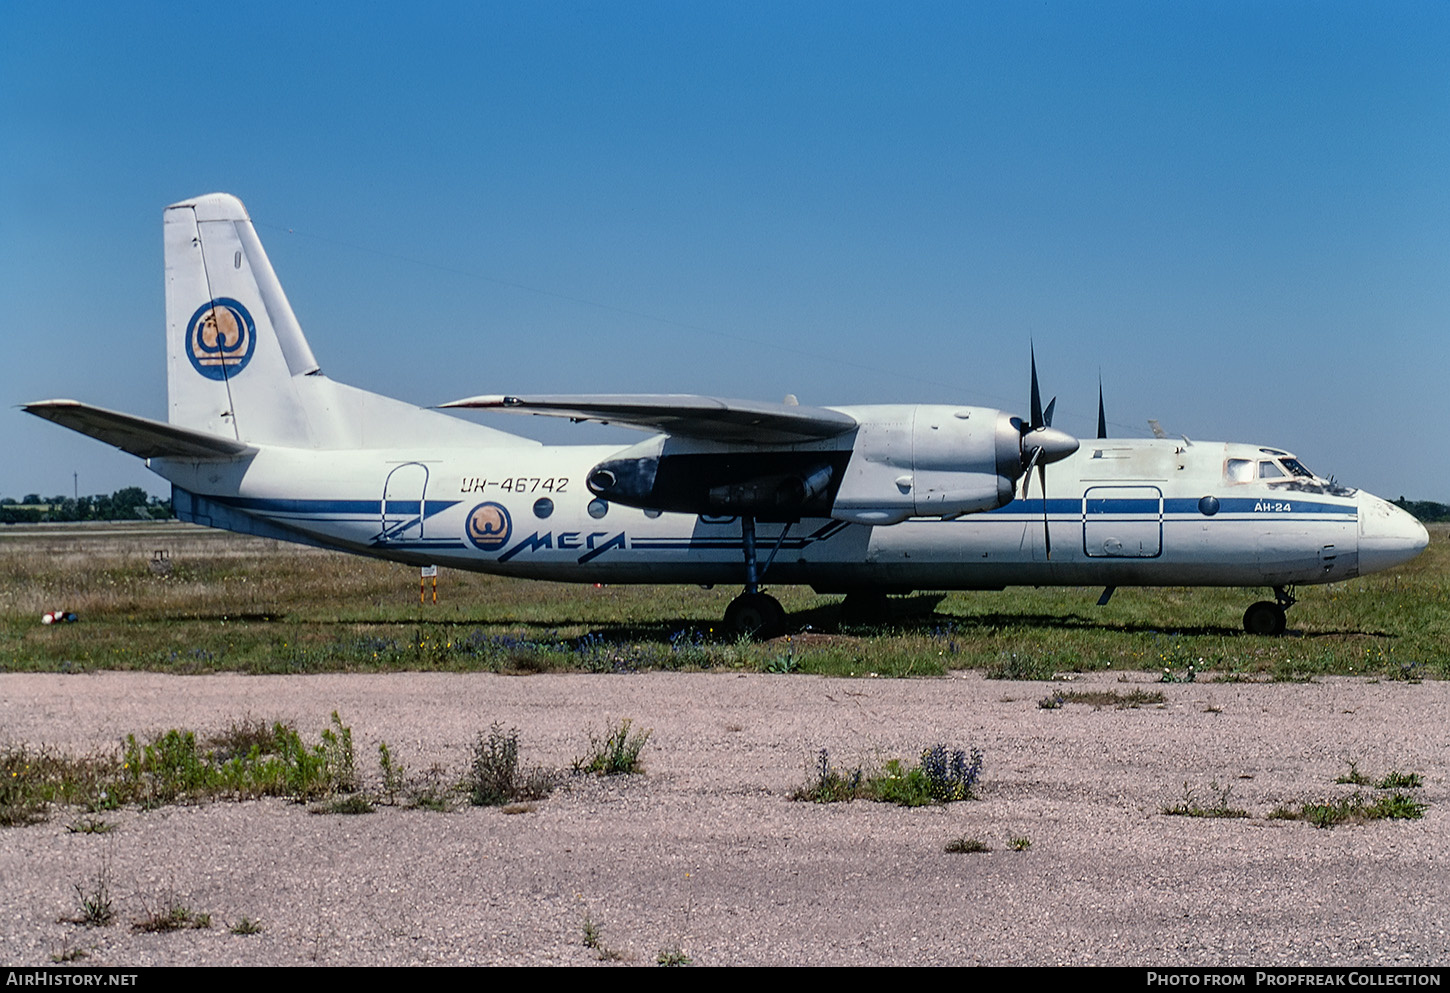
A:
1259,461,1286,479
1225,459,1254,482
1280,458,1315,479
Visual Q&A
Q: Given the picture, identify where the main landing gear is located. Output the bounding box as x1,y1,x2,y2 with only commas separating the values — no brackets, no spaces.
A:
722,515,788,639
1243,586,1296,636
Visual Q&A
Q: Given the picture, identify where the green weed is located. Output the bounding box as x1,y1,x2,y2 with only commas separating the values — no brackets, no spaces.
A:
134,898,212,933
230,916,264,935
1335,761,1371,786
945,836,989,853
317,712,357,794
2,746,79,826
1334,763,1423,791
405,763,453,811
794,745,982,806
573,718,652,776
468,723,556,806
867,758,939,806
793,749,862,803
987,652,1063,680
374,741,451,809
582,912,625,961
1271,793,1426,828
49,940,88,963
377,741,405,805
310,794,374,815
1162,781,1250,819
1057,689,1165,709
3,715,364,827
1009,835,1033,851
657,946,692,967
765,635,799,673
1377,770,1424,790
70,865,114,927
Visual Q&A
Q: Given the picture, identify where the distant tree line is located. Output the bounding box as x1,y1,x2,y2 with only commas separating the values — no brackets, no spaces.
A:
0,487,172,524
1393,498,1450,523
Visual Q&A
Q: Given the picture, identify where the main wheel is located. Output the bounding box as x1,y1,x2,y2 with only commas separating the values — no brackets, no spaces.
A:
723,592,786,639
1242,600,1287,636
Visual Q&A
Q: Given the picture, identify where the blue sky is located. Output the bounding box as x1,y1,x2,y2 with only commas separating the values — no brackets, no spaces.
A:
4,1,1447,500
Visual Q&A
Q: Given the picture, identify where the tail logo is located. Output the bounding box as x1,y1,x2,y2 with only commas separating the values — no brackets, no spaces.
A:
186,298,256,380
465,502,512,552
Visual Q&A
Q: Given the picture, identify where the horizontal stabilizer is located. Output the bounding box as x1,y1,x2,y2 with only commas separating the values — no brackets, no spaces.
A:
439,393,857,444
22,400,256,459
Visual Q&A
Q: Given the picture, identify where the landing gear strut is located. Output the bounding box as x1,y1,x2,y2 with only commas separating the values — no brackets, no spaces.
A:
722,515,788,639
1243,585,1296,636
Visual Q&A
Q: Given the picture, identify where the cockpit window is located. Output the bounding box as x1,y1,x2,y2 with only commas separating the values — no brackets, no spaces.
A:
1280,458,1315,479
1225,459,1254,482
1259,461,1285,479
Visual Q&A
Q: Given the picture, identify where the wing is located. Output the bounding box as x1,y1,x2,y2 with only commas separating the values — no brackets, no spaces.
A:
438,393,857,445
22,400,256,459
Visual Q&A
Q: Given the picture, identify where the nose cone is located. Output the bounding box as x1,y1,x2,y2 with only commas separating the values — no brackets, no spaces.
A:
1358,494,1429,575
1026,426,1080,465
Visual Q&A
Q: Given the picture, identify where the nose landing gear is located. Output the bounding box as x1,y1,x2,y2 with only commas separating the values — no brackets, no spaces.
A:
1243,586,1296,636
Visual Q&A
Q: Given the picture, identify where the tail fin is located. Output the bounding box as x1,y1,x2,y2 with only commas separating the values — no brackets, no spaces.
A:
164,194,533,450
165,194,320,444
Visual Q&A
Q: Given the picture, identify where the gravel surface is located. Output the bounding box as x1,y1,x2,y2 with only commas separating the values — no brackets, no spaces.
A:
1,670,1447,967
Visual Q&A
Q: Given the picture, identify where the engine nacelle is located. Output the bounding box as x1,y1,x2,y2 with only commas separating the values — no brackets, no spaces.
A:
829,405,1022,525
586,435,852,520
583,403,1069,527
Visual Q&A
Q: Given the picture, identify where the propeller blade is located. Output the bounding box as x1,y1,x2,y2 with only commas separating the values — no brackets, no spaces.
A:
1029,343,1043,428
1020,445,1042,498
1039,462,1051,559
1017,344,1079,517
1097,377,1107,440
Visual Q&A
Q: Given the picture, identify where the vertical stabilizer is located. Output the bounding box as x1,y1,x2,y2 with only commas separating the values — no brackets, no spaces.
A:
165,193,319,444
164,193,535,451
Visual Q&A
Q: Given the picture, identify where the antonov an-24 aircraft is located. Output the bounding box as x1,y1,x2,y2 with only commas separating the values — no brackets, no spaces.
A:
25,194,1429,638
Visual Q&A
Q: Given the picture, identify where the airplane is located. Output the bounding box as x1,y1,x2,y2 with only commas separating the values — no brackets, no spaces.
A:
23,193,1429,639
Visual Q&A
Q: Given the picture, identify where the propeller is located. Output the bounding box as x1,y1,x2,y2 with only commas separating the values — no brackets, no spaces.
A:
1018,344,1079,559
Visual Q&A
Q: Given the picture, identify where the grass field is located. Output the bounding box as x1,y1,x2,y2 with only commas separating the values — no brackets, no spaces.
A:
2,521,1446,680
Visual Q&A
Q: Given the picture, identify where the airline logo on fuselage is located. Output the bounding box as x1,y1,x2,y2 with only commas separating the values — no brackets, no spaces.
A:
464,502,512,551
186,299,256,380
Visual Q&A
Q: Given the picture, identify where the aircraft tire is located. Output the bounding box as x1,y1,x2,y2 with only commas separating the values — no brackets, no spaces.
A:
1242,601,1287,636
724,592,786,640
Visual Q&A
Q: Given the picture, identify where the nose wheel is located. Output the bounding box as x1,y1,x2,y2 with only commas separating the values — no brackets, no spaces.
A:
1243,586,1296,636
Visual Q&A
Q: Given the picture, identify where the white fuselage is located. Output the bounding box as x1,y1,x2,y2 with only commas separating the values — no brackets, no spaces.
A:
156,433,1426,593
